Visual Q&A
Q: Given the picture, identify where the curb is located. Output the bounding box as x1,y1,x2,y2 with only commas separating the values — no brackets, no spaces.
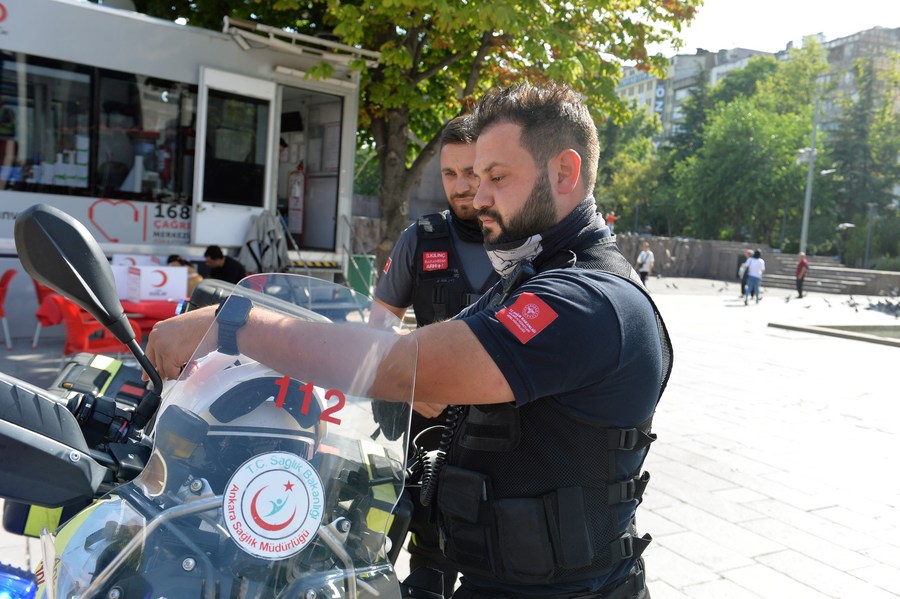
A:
768,321,900,348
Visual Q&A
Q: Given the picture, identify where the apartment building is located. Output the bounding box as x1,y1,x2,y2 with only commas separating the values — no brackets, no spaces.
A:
618,26,899,141
819,26,900,130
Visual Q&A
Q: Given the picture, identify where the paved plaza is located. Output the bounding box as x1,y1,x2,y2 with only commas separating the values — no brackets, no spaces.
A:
1,276,898,597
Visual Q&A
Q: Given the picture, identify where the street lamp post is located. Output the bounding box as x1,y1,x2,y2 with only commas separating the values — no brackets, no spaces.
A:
799,99,819,255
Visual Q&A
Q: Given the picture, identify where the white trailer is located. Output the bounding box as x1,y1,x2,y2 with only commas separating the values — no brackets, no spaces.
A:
0,0,376,277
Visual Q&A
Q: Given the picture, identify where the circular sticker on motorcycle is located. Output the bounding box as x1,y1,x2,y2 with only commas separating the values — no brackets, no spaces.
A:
223,451,324,560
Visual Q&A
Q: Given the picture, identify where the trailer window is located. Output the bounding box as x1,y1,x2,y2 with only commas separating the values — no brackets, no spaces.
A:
202,89,268,208
0,53,91,191
97,71,197,203
0,51,198,204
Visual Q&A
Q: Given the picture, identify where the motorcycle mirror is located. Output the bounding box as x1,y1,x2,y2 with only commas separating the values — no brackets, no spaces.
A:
14,204,134,343
14,204,165,404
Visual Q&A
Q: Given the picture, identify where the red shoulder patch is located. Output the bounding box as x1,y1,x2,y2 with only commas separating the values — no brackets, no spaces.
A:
383,257,392,274
496,292,558,344
423,251,449,271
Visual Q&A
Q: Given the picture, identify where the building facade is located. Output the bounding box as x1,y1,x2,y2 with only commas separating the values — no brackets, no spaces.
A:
617,48,772,139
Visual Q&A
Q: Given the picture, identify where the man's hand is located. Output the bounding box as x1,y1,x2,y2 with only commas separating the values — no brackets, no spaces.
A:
144,305,217,380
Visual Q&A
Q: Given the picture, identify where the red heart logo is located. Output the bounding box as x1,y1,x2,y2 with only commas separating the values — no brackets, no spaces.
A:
88,199,141,243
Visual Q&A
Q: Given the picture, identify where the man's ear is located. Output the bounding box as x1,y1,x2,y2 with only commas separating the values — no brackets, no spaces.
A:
550,149,582,195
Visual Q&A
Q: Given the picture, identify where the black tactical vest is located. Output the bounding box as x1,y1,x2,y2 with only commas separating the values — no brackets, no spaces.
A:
436,234,673,586
412,212,497,326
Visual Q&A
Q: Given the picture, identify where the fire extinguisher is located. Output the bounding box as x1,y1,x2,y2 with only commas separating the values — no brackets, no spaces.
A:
288,161,305,241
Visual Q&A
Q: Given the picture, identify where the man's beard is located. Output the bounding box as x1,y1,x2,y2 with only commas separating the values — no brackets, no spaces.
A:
480,169,557,244
449,192,478,221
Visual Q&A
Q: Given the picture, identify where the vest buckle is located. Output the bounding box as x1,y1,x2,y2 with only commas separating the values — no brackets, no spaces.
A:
609,478,636,504
617,428,638,450
615,532,634,560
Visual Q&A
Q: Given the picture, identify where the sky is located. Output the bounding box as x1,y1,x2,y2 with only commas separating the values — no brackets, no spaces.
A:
653,0,900,56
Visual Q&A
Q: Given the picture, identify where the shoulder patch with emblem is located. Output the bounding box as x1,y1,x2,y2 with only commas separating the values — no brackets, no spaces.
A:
496,292,558,344
383,257,392,274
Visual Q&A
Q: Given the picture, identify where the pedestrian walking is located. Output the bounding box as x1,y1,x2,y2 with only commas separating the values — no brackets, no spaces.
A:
744,249,765,305
795,252,809,298
636,241,654,285
737,249,751,297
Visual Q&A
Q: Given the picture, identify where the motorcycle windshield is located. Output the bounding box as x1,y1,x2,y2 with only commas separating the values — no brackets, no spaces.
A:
40,274,415,599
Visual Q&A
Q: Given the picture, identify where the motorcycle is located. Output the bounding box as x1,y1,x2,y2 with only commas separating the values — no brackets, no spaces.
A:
0,204,426,598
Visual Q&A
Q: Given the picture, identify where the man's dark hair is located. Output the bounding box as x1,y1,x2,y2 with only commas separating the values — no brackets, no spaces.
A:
471,82,599,192
204,245,224,260
440,114,474,150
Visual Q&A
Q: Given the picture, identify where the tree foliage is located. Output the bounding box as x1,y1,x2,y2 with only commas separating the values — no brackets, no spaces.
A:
652,44,826,244
823,54,900,266
667,55,779,163
673,98,808,242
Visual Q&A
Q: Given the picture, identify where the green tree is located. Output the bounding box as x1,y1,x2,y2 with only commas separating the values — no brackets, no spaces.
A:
104,0,701,268
667,71,709,163
828,60,881,221
596,107,661,208
667,55,779,164
659,49,816,242
708,55,778,105
754,40,828,115
822,56,900,265
600,133,663,233
666,42,827,243
673,97,808,243
354,141,380,197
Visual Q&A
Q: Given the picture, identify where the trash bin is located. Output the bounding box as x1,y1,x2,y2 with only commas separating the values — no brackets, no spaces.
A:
348,254,376,297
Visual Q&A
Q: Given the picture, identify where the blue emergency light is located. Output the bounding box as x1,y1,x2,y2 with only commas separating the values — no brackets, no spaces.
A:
0,563,36,599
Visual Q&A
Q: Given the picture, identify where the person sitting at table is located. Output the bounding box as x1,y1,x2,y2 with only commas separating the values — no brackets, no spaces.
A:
167,254,203,295
203,245,246,285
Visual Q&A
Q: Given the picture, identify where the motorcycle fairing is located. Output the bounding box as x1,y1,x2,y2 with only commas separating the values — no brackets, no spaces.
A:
37,274,415,599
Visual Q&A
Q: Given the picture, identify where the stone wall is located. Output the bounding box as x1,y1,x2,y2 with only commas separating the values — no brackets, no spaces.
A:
615,233,900,296
349,218,900,296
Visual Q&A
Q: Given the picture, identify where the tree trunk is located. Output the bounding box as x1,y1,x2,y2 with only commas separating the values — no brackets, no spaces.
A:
370,105,443,277
373,107,415,275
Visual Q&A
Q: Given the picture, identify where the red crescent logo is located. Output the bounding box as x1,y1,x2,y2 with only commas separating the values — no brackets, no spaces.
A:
152,269,168,287
250,487,296,532
0,4,7,22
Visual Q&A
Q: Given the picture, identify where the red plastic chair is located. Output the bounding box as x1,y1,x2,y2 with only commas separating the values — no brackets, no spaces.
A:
0,268,17,350
31,279,58,348
48,295,142,356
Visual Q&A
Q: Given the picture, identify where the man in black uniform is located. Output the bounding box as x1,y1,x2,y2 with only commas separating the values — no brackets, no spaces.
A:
374,114,497,596
147,82,672,598
204,244,247,285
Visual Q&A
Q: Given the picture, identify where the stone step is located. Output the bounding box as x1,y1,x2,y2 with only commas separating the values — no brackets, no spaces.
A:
762,273,868,294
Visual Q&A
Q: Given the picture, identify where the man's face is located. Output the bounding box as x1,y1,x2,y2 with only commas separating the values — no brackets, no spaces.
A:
473,122,558,244
440,142,479,221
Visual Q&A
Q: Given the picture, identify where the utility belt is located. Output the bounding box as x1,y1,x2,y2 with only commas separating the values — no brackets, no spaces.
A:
451,558,647,599
436,465,651,585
